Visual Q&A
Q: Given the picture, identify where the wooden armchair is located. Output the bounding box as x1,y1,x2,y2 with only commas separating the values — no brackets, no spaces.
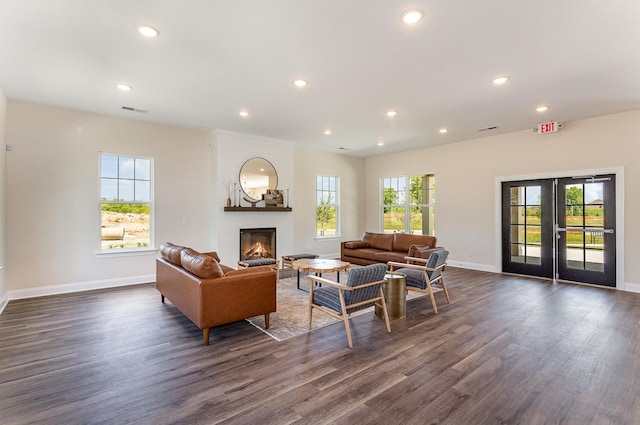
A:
308,263,390,348
388,249,450,313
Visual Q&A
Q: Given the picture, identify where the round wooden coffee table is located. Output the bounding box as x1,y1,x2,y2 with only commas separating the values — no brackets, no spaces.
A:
292,258,350,290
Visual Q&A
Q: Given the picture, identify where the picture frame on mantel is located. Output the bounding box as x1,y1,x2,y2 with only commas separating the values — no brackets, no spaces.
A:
266,189,284,207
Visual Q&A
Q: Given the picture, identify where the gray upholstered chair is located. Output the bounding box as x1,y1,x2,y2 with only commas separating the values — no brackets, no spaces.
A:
308,263,390,348
388,249,450,313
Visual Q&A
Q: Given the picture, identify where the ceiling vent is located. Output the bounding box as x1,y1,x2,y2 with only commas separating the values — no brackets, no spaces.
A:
121,106,148,114
477,126,498,132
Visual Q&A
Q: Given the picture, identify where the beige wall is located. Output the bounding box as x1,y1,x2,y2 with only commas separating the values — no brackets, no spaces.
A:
3,98,639,297
0,89,6,304
365,109,640,290
293,145,365,257
5,101,211,296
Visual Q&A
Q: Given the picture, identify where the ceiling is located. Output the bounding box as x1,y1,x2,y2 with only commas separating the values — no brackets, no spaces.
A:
1,1,639,157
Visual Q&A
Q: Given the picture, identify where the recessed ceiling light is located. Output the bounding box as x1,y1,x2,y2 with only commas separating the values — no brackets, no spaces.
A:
401,9,424,24
116,84,132,91
136,25,159,38
239,110,249,117
293,79,308,88
536,105,549,112
386,110,397,118
377,141,385,146
439,128,448,134
323,129,332,135
492,76,510,85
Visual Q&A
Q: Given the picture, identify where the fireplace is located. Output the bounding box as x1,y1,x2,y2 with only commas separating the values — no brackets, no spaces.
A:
239,227,276,261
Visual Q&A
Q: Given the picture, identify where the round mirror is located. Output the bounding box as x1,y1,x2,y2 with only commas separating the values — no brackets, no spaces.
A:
239,157,278,202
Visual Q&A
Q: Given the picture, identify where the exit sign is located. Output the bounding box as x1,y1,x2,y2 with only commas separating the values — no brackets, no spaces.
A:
538,121,559,134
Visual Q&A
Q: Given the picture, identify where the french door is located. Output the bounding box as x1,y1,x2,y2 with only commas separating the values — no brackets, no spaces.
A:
502,175,616,287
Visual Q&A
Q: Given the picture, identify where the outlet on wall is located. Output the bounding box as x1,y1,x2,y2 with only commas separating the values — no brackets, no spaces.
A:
467,249,473,257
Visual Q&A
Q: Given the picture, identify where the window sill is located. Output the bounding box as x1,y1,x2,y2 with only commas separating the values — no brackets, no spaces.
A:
96,248,157,258
315,236,342,241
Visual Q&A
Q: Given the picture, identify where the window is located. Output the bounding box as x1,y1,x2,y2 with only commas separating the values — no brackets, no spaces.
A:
316,175,339,237
382,174,435,235
100,153,152,250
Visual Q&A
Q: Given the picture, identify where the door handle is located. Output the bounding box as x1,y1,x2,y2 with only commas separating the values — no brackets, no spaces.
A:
556,227,614,234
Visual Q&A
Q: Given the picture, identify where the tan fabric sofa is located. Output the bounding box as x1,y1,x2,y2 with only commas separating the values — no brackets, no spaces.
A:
341,232,439,266
156,242,277,346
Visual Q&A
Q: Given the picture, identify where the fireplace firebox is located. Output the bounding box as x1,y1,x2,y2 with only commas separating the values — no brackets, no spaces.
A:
239,227,276,261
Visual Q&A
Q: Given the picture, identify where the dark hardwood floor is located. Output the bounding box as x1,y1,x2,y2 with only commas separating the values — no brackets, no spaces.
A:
1,268,640,425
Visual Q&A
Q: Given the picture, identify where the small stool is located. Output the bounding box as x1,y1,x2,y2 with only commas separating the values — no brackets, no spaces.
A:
237,258,279,280
281,253,319,279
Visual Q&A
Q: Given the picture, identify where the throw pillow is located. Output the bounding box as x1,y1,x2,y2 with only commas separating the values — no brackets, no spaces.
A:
160,242,185,266
180,248,224,279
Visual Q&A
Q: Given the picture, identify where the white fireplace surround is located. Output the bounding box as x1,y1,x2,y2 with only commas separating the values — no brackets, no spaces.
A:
211,130,294,264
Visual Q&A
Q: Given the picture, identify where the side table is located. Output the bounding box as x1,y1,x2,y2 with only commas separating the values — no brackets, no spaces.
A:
375,272,406,320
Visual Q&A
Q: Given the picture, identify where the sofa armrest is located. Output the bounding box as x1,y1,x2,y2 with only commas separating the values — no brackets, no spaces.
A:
200,270,277,327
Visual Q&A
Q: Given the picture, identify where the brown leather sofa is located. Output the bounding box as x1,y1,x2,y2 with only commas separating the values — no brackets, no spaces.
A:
341,232,440,266
156,242,276,346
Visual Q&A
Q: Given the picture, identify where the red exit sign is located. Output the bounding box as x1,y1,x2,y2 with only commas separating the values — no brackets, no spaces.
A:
538,121,559,134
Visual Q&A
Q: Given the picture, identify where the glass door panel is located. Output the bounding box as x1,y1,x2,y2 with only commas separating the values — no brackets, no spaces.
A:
556,176,615,286
502,180,553,278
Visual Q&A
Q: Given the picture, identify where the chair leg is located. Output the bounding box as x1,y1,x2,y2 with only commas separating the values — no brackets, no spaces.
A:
426,282,438,314
440,275,451,304
264,313,270,329
339,291,353,348
203,328,210,346
308,284,314,329
161,294,165,304
379,289,391,333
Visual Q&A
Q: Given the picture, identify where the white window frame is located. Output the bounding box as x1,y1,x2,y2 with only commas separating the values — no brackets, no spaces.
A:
316,175,340,239
381,174,435,235
99,152,154,253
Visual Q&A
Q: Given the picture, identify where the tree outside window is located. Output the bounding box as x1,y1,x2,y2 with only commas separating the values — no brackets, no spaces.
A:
100,153,153,250
316,175,339,237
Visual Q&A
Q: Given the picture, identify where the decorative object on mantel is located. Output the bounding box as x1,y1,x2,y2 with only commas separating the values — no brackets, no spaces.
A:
224,206,292,212
234,182,238,207
222,178,233,207
224,156,291,211
243,196,261,208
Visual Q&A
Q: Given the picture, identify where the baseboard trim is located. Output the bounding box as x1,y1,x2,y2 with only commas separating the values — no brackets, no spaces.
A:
7,274,155,301
0,292,9,316
623,282,640,293
446,260,498,273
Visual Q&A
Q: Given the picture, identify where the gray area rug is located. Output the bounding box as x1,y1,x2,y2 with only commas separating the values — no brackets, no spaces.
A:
246,269,428,341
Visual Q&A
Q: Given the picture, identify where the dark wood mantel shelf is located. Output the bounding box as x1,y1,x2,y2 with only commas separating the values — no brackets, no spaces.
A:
224,206,292,212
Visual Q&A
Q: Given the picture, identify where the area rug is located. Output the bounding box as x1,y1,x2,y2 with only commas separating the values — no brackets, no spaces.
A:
246,270,428,341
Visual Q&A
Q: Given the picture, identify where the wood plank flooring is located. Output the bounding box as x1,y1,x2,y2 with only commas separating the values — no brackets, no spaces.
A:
1,268,640,424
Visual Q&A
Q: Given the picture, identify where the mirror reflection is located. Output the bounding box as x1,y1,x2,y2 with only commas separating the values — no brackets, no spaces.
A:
239,157,278,202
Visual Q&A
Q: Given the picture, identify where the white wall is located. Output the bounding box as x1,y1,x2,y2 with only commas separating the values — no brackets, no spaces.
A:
5,101,211,297
0,89,6,308
365,109,640,290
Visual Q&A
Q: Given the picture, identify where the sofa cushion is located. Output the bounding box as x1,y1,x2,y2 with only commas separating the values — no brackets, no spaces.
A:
393,233,436,252
160,242,185,266
180,248,224,279
373,251,408,263
362,232,393,251
344,241,370,249
343,248,384,261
